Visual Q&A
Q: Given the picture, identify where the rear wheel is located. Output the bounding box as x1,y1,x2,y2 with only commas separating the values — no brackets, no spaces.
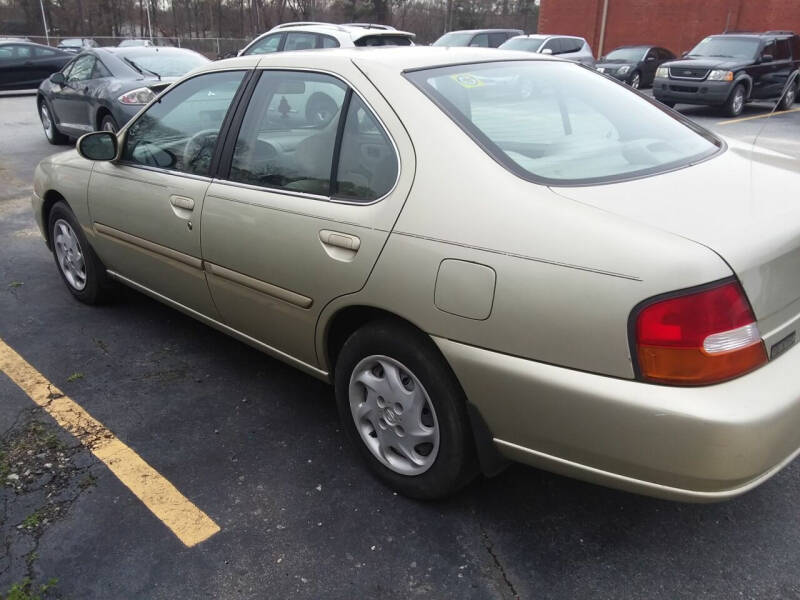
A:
334,320,477,499
778,82,797,110
48,202,114,304
39,99,68,145
100,114,119,133
723,83,746,117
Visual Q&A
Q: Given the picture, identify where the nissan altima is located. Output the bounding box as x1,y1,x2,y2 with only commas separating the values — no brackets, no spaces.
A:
31,47,800,501
37,45,209,143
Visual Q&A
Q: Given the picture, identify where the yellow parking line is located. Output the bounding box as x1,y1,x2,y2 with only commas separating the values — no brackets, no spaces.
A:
0,337,220,547
717,107,800,125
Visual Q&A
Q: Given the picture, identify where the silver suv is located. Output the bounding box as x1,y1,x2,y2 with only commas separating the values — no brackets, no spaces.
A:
500,34,595,67
239,22,415,56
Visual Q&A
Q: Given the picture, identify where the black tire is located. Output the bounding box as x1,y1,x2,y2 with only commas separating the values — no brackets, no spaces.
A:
629,71,641,90
100,114,119,133
777,81,797,111
48,201,114,305
39,98,68,145
334,320,478,499
723,83,746,117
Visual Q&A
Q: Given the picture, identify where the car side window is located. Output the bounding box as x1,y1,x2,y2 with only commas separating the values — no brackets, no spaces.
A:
335,95,397,202
14,45,33,58
122,70,245,176
488,33,507,47
470,34,489,48
67,55,95,81
319,35,339,49
0,47,13,61
284,32,317,52
228,71,347,196
92,59,111,78
540,38,557,54
775,39,791,61
563,38,582,54
761,41,777,61
645,48,658,61
245,34,282,55
34,46,57,57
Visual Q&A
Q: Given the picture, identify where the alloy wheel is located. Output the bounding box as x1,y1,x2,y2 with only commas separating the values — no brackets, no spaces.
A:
53,219,87,291
40,103,53,139
348,355,440,476
733,87,745,115
630,73,640,89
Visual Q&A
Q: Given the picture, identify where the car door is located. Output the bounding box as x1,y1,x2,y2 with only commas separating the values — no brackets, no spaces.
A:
87,69,248,318
641,47,659,85
0,46,17,89
201,65,415,369
32,45,67,83
770,38,794,100
750,40,778,99
49,54,95,134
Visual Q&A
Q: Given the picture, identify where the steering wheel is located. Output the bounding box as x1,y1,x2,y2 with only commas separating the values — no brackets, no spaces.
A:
183,129,219,174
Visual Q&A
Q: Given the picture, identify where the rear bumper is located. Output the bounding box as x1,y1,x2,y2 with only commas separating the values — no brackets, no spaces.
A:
653,77,732,105
434,336,800,502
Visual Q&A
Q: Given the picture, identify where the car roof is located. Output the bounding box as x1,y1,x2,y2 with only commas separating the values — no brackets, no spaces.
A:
259,22,415,41
98,46,202,57
0,40,58,49
443,29,523,34
213,46,557,73
608,44,652,49
713,32,796,40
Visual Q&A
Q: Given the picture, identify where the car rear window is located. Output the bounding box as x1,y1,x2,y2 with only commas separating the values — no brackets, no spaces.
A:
406,60,721,185
355,35,413,47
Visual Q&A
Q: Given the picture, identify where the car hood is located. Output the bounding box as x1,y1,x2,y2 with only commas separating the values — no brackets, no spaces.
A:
551,140,800,322
663,57,750,71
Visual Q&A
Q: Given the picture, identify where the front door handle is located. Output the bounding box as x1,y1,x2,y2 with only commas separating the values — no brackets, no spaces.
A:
170,195,195,210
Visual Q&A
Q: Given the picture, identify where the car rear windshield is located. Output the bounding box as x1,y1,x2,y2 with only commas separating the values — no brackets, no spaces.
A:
116,50,209,77
687,37,760,60
405,60,721,185
604,47,646,61
432,32,474,47
499,37,546,52
355,34,414,47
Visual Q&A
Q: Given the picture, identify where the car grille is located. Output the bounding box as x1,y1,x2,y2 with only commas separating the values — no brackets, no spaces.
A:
669,84,699,93
669,67,709,80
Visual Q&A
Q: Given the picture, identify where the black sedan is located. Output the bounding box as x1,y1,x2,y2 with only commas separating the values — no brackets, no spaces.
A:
0,41,71,91
595,45,675,89
37,46,209,144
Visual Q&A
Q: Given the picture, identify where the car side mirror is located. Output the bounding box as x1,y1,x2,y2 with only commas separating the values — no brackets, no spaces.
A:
540,48,553,55
50,72,65,86
646,56,656,61
760,54,773,63
681,51,688,58
77,131,117,161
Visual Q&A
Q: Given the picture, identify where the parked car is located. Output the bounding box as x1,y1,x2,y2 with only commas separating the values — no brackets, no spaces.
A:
433,29,523,48
0,41,71,91
500,34,595,67
57,38,98,54
32,47,800,502
653,31,800,116
595,45,675,89
239,22,415,56
118,39,154,47
37,46,208,142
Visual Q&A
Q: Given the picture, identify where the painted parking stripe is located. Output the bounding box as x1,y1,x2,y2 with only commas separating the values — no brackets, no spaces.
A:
0,337,220,547
717,107,800,125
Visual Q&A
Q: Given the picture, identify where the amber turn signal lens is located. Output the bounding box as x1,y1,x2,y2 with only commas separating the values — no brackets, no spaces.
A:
637,343,768,385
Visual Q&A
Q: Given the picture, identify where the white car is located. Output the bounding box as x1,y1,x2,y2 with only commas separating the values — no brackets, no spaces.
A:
500,34,595,67
238,22,415,57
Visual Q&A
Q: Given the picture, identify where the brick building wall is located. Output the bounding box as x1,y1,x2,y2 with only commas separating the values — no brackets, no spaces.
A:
539,0,800,57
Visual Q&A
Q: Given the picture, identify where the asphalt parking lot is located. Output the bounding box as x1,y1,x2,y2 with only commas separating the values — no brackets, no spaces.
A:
1,89,800,600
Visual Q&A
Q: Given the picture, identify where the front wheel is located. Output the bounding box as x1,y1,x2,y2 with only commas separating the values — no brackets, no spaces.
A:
335,320,478,499
629,71,641,89
48,201,114,304
100,114,119,133
723,83,746,117
39,100,68,145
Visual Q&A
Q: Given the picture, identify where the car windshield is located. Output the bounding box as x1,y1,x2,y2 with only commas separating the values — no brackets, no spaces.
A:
604,47,646,61
499,37,546,52
433,32,475,47
116,50,209,77
406,60,720,184
687,37,760,59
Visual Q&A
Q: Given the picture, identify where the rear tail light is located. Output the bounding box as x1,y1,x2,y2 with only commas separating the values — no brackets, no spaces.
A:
632,279,767,385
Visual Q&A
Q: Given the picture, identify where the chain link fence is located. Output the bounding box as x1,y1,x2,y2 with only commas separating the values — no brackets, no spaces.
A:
18,36,251,59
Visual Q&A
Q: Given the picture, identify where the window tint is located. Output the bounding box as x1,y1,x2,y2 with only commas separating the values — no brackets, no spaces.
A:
284,32,317,51
470,34,489,48
245,34,282,55
319,35,339,49
659,48,674,60
335,95,397,202
229,71,347,196
67,55,95,81
122,71,245,176
34,46,57,57
355,34,413,47
0,47,13,60
540,38,557,53
488,33,508,48
561,38,582,54
15,45,33,58
92,59,111,78
407,61,719,184
645,48,658,60
762,41,777,61
775,39,791,60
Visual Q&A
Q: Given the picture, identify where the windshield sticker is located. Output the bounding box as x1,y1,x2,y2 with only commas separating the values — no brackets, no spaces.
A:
451,73,485,88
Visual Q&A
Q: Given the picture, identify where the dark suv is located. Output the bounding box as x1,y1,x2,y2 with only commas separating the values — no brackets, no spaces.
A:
653,31,800,116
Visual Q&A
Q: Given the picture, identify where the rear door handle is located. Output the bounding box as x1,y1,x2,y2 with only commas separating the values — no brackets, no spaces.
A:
319,230,360,262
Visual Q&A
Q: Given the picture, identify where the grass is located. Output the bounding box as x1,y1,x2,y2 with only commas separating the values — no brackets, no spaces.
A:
6,281,23,289
65,372,83,383
1,578,58,600
22,511,42,530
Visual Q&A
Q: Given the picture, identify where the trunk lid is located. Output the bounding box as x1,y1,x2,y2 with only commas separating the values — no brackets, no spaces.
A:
552,141,800,332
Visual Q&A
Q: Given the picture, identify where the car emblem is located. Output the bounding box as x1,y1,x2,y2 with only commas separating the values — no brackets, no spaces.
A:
684,70,693,76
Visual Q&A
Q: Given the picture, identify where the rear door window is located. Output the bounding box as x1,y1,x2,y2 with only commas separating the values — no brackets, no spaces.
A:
488,32,508,47
284,32,317,52
470,34,490,48
319,35,339,49
774,39,791,61
244,34,282,55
